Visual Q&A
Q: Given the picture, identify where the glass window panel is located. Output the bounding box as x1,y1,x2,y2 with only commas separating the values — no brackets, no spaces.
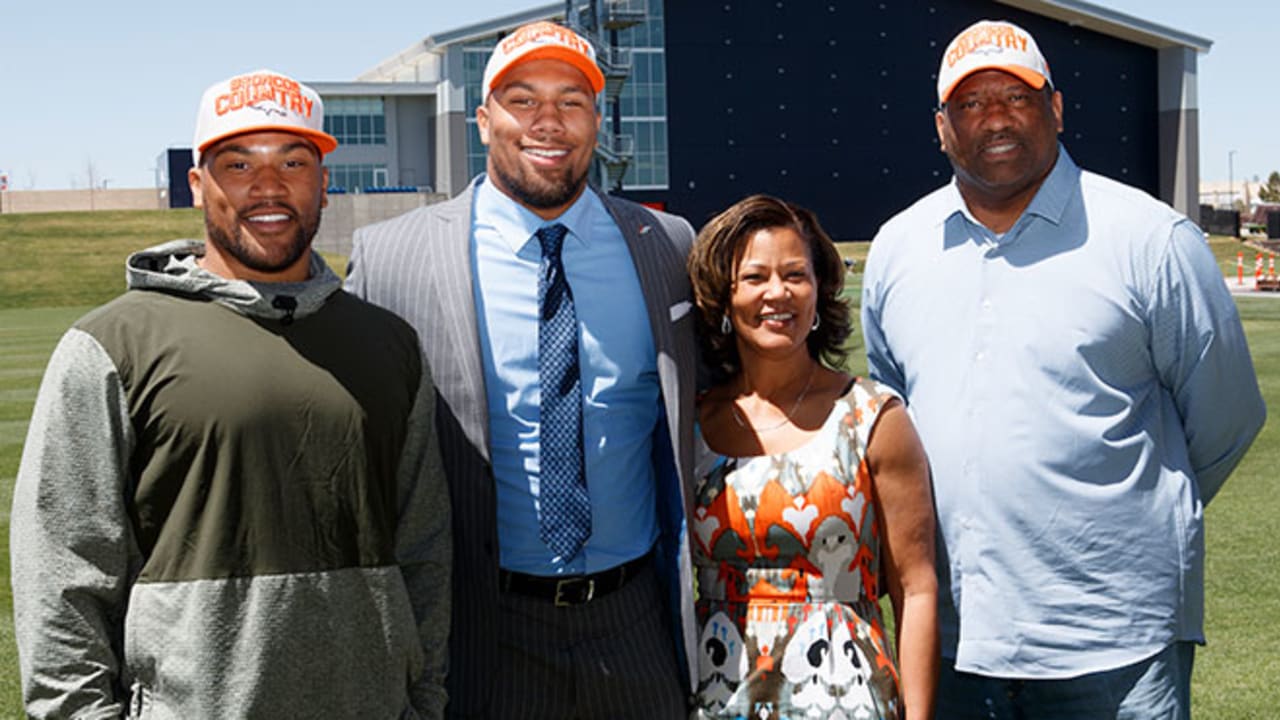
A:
633,55,648,83
641,86,655,117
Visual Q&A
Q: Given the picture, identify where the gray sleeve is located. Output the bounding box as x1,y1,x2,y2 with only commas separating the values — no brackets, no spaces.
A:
344,225,370,299
396,366,452,719
11,327,140,719
653,209,696,258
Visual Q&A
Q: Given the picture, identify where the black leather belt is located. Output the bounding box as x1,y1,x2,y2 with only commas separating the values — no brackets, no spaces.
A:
500,552,651,607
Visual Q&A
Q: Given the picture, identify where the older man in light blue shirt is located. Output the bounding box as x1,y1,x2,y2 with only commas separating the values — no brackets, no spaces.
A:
862,19,1265,719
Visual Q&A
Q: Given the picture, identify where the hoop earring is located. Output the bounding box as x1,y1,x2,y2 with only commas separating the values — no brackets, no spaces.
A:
811,315,821,331
721,314,733,335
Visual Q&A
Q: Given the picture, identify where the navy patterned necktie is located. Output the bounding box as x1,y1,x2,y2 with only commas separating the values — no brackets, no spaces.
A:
536,223,590,560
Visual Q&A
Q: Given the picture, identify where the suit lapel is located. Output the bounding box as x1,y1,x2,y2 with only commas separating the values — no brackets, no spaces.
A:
601,192,685,470
420,189,492,463
603,194,671,373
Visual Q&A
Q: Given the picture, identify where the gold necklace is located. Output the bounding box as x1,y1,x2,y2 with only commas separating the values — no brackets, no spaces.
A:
730,364,816,433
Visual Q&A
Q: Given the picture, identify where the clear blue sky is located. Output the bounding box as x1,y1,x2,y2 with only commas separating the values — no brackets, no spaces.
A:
0,1,1268,191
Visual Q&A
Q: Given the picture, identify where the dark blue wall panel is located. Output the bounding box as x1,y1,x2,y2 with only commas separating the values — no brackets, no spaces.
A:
646,0,1159,239
166,149,194,209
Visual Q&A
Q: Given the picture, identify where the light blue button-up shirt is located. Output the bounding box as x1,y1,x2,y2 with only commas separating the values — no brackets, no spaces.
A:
862,148,1265,678
472,176,660,576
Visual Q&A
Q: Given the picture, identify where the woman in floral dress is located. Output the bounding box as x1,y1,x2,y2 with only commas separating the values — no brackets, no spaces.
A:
686,195,938,719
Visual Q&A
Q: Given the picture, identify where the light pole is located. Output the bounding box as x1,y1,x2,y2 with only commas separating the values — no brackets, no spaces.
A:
1228,150,1237,210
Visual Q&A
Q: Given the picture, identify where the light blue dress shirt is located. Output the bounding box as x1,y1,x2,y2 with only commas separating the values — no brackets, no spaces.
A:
472,176,660,576
862,148,1265,678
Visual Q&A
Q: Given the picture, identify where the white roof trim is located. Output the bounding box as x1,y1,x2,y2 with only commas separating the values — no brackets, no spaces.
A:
309,82,437,96
996,0,1212,52
427,3,561,47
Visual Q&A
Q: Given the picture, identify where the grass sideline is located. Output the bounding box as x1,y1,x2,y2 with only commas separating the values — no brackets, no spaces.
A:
1,213,1276,715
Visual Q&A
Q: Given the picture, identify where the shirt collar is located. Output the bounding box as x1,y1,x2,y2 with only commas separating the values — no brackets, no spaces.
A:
1020,144,1078,226
942,143,1080,241
474,173,601,254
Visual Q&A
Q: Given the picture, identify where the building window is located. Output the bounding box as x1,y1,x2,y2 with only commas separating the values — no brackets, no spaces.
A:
327,163,390,191
324,97,387,146
615,50,668,189
464,43,496,181
614,0,669,190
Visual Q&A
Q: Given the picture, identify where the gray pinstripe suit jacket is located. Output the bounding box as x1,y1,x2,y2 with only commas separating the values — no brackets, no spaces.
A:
344,181,699,717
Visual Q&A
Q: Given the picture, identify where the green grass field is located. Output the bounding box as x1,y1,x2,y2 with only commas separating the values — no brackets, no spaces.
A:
1,213,1276,716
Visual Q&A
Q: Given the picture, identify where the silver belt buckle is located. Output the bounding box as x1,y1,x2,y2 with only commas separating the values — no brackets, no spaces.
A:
554,577,594,607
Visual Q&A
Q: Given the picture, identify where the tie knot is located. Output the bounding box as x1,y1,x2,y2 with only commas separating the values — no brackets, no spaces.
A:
537,223,569,261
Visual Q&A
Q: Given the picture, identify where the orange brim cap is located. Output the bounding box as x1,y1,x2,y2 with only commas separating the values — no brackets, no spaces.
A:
938,20,1053,104
483,21,605,102
192,69,339,165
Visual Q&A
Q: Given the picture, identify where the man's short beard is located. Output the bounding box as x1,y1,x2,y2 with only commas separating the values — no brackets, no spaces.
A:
493,162,588,211
204,206,319,275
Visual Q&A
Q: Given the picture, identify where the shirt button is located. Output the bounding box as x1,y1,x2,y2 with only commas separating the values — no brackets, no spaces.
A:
981,299,992,310
975,351,985,361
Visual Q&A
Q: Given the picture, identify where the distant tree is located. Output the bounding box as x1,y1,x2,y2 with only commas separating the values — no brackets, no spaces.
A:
1258,171,1280,203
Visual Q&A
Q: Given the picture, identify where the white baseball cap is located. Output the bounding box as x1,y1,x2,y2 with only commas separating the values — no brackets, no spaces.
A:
937,20,1053,105
482,21,605,103
192,69,338,165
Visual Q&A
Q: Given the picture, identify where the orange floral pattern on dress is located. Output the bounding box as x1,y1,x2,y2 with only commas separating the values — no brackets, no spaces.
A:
692,378,903,720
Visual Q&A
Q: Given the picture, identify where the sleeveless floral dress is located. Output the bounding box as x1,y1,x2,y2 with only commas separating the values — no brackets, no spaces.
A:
692,378,902,720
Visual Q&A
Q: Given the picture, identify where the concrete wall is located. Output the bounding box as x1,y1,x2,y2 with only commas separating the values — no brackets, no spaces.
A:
0,188,166,214
312,190,447,257
1158,45,1201,224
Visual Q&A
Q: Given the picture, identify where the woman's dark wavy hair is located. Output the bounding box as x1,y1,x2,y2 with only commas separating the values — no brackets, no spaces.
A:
687,194,851,382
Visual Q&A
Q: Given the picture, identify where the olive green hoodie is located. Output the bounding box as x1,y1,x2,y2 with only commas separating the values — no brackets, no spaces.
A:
11,240,450,719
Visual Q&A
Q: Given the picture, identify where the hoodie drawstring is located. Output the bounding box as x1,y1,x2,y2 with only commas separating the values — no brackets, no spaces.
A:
272,295,298,325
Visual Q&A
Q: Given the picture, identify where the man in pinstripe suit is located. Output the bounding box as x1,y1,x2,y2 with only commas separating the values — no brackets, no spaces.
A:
345,22,698,719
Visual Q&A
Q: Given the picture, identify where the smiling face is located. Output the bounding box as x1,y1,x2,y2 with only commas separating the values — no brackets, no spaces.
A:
476,58,601,219
936,69,1063,220
729,226,818,362
188,130,328,282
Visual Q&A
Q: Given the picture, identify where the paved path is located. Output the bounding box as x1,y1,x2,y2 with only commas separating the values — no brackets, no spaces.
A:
1225,276,1280,298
